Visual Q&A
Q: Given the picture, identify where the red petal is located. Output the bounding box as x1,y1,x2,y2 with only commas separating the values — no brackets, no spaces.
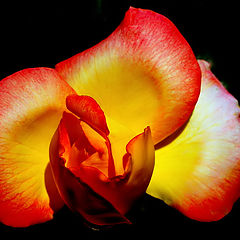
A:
66,95,110,136
50,118,130,225
73,127,155,215
58,112,115,178
50,108,155,225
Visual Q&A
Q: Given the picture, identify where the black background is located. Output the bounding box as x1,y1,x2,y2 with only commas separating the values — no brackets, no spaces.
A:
0,0,239,237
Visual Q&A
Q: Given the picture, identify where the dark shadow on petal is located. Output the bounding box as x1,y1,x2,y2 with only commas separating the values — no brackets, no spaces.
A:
44,163,64,212
154,118,190,150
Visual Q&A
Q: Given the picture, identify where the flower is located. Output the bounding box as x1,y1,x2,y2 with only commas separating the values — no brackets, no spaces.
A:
0,7,239,228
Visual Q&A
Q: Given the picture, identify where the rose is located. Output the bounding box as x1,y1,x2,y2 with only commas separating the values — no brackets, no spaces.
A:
0,7,239,227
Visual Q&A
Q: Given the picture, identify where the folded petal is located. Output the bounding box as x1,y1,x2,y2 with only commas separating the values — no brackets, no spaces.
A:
0,68,75,227
56,7,201,144
147,60,240,221
66,94,110,135
50,107,155,225
50,114,130,225
77,126,155,215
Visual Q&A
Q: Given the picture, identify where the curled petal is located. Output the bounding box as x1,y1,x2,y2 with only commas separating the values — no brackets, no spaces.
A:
50,103,155,225
147,60,240,221
50,113,130,225
56,7,201,144
66,94,110,135
77,126,155,215
0,68,75,227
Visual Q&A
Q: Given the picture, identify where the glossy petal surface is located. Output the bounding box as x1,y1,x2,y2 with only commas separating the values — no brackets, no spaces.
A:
56,7,201,144
0,68,75,227
147,60,240,221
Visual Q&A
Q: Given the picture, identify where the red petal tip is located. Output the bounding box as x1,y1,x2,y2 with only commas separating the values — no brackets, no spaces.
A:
66,95,110,136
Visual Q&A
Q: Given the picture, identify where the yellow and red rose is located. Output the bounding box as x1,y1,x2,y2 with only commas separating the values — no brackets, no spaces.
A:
0,7,239,227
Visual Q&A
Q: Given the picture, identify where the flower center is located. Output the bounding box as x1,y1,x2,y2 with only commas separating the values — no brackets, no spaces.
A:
63,95,134,179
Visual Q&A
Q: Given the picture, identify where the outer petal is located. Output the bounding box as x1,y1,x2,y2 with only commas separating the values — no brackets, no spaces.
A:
147,60,240,221
56,7,201,144
0,68,75,227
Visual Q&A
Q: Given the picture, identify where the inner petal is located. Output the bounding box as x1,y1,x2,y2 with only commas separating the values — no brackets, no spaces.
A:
106,116,137,176
79,121,111,177
65,95,153,180
65,94,140,178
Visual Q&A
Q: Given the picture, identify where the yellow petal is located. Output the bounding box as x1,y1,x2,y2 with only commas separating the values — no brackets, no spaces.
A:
56,7,201,144
147,60,240,221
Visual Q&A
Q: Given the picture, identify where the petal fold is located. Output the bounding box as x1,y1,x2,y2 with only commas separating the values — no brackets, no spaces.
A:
147,60,240,221
0,68,75,227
